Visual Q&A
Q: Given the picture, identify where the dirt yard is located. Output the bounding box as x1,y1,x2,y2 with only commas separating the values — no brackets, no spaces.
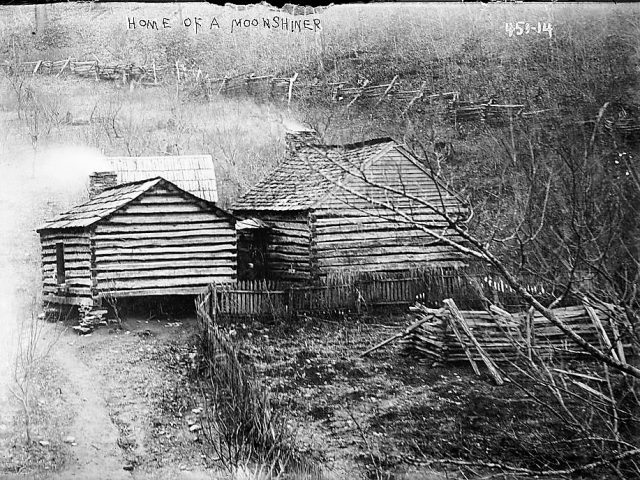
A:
1,307,599,480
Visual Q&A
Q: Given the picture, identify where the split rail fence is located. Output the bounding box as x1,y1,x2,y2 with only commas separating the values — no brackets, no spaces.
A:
2,58,460,112
359,297,634,384
4,58,636,130
2,58,560,120
399,298,633,369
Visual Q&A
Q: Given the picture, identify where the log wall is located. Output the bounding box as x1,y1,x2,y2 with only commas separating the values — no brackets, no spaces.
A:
40,230,94,306
92,185,237,298
313,148,468,276
235,212,312,282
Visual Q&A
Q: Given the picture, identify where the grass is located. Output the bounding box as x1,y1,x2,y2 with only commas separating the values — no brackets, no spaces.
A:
0,73,289,208
213,313,639,479
198,319,302,474
0,358,73,476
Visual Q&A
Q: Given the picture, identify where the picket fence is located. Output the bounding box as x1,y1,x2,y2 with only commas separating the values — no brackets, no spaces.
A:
195,269,555,322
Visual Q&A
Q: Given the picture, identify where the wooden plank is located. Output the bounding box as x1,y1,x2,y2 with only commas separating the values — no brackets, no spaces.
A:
362,311,437,356
56,57,71,77
134,194,211,205
445,309,481,375
269,235,310,246
103,212,224,224
42,265,91,277
43,294,93,306
95,236,235,249
318,251,463,267
584,300,618,362
346,79,370,108
315,212,449,227
98,274,236,290
95,244,236,257
120,203,208,215
608,311,627,365
42,253,91,264
445,299,504,385
95,259,231,272
98,286,209,298
402,81,427,115
96,265,234,280
41,245,91,255
41,237,91,247
316,228,450,244
40,232,91,242
94,229,236,241
318,245,455,258
95,252,235,263
95,222,230,233
44,280,92,290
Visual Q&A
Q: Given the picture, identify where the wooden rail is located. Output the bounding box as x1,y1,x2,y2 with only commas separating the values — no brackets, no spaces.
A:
401,299,633,366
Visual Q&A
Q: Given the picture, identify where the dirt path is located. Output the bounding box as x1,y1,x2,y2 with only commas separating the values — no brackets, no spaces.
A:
50,338,131,480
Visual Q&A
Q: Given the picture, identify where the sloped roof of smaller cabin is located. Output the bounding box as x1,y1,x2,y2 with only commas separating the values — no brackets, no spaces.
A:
232,138,398,211
38,178,164,231
106,155,218,202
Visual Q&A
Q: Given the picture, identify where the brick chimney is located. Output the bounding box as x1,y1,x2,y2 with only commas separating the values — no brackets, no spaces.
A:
89,171,118,198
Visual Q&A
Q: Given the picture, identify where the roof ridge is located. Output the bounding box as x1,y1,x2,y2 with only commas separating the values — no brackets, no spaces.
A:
99,176,163,192
304,137,397,150
105,154,213,159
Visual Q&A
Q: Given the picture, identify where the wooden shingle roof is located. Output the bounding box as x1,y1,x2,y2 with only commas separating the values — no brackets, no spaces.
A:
38,178,163,232
232,138,397,211
107,155,218,202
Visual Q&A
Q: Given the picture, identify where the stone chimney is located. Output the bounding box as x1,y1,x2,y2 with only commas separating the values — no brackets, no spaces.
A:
283,120,320,160
89,171,118,198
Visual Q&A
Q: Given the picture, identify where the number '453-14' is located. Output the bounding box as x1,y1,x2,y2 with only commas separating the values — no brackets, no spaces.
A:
505,22,553,38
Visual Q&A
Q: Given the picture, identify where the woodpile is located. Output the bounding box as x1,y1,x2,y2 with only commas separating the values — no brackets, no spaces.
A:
362,298,633,384
603,105,640,139
400,302,524,367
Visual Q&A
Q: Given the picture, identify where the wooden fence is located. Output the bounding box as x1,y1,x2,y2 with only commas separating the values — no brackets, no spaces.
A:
1,58,460,112
195,268,556,322
400,298,634,369
1,57,561,120
4,57,634,131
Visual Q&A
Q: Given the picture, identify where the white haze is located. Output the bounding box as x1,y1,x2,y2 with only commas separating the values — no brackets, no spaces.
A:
0,144,106,424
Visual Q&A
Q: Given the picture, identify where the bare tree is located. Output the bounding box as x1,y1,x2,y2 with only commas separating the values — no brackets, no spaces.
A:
293,114,640,475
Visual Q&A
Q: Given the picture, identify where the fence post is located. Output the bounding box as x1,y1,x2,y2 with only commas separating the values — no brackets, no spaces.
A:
525,306,535,359
354,279,362,314
285,287,293,318
56,57,71,78
287,72,298,106
208,284,214,318
212,284,218,325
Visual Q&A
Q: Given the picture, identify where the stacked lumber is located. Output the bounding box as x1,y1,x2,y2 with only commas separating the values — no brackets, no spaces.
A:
401,304,523,362
400,304,448,360
366,298,632,382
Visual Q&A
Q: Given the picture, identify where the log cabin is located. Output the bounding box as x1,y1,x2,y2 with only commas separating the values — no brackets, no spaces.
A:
232,129,470,283
37,177,236,307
